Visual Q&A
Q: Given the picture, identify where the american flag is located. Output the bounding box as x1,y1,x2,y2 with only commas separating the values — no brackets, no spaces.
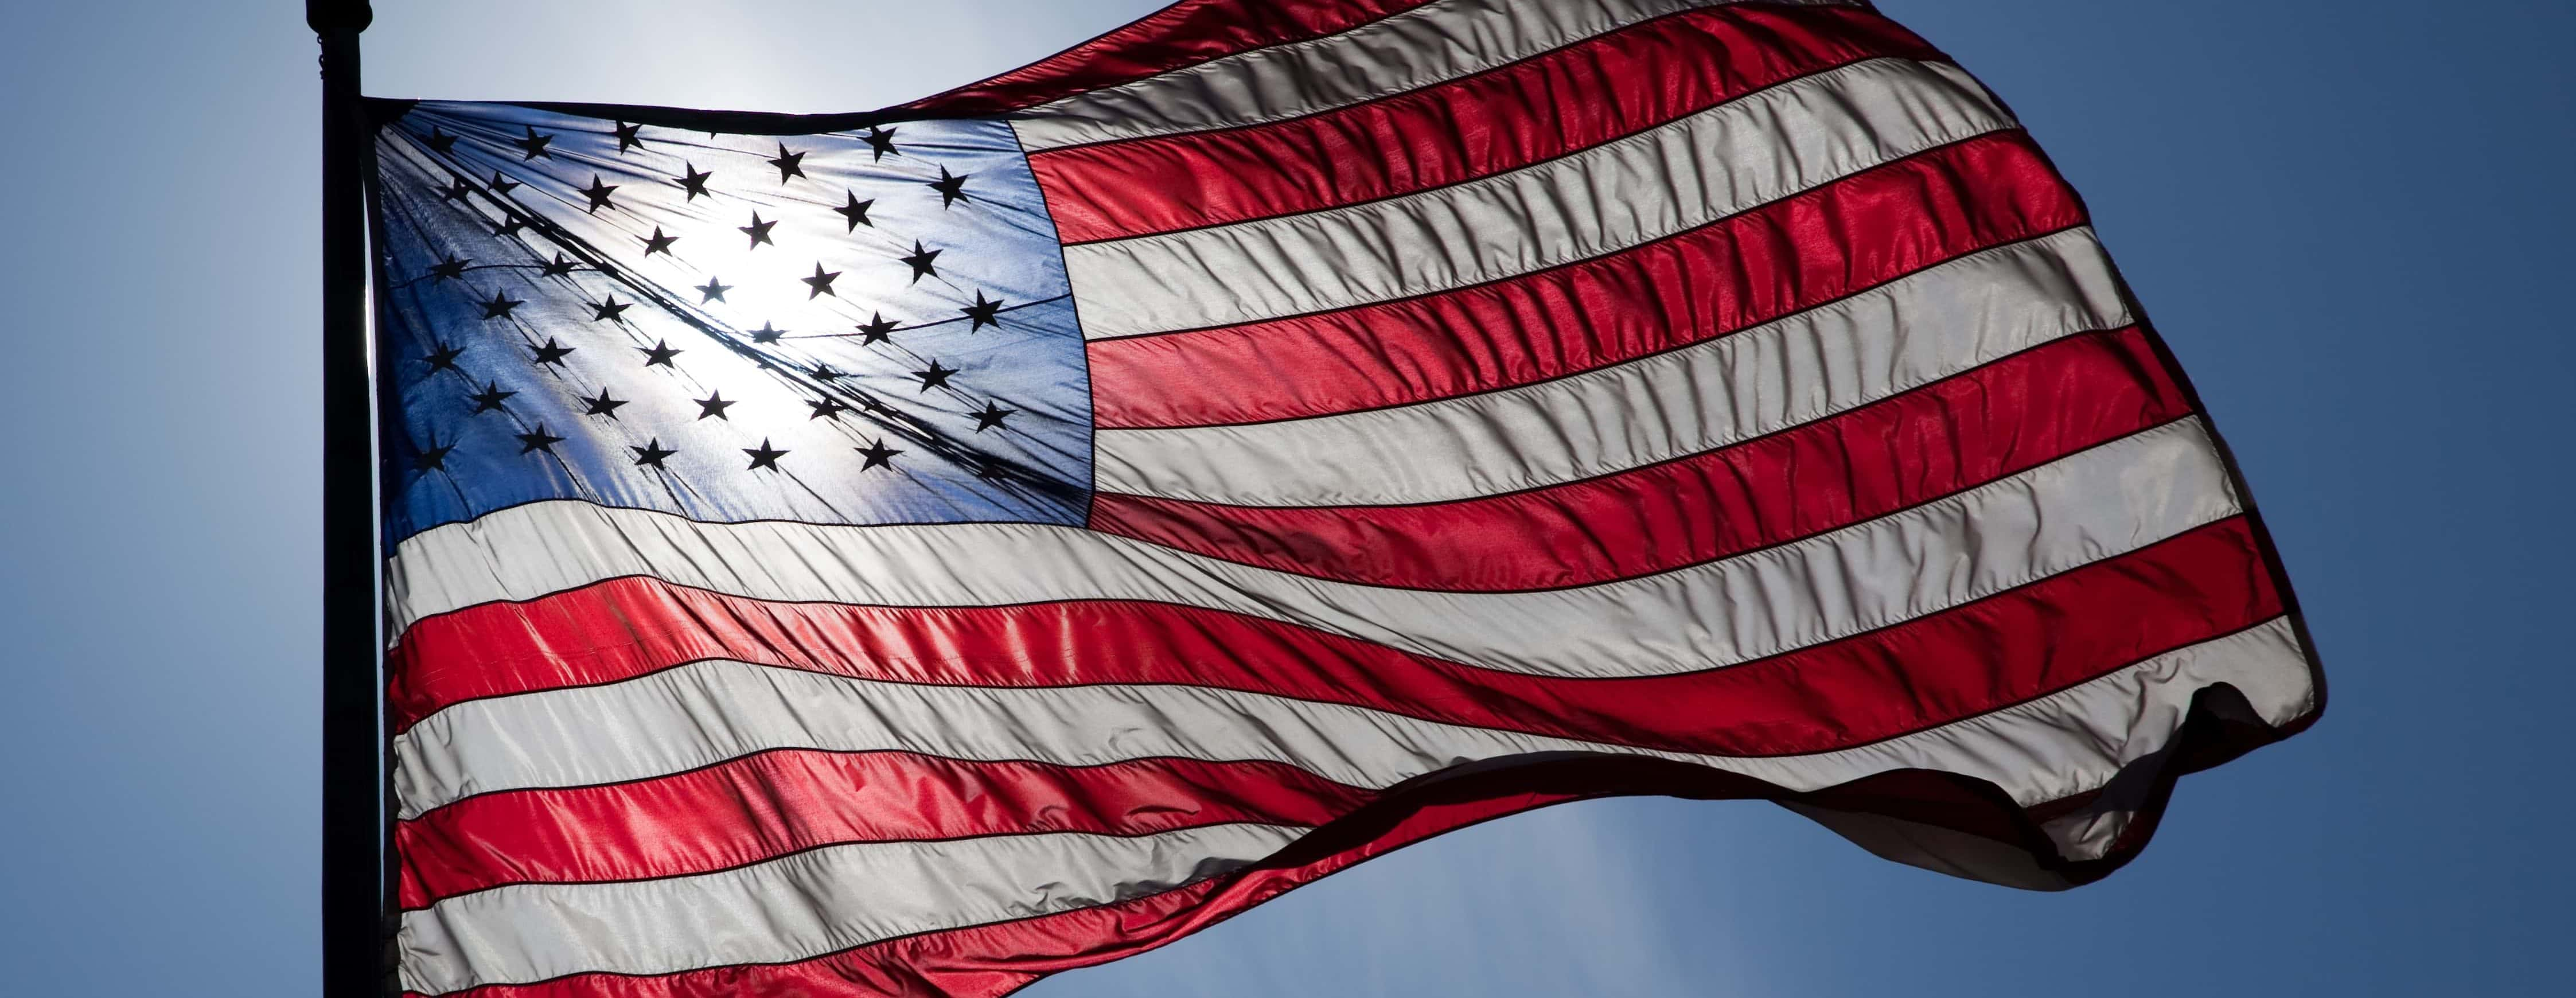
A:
373,1,2322,995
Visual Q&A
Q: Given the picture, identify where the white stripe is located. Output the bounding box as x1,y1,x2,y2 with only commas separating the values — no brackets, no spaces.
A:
1058,57,2009,338
1093,227,2122,505
395,614,2304,820
393,621,2314,997
1795,608,2314,878
1012,0,1858,151
397,657,1634,818
391,419,2239,683
398,822,1308,995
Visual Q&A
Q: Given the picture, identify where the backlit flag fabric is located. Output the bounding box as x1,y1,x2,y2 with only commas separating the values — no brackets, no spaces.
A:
369,2,2323,995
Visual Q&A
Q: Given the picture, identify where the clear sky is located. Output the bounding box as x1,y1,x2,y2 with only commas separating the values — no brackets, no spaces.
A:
2,1,2570,995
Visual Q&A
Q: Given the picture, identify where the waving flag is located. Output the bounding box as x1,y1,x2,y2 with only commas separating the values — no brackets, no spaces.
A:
371,1,2322,995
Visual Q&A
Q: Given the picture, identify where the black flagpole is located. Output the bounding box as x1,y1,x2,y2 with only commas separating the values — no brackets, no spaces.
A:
311,2,385,996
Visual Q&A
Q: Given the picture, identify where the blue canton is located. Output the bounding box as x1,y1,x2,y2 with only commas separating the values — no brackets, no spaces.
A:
371,102,1091,544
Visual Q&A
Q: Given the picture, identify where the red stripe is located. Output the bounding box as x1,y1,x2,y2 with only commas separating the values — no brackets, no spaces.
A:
381,521,2277,974
1084,130,2081,428
406,788,1587,998
898,0,1430,115
406,753,2187,998
393,514,2277,762
1090,328,2185,589
399,754,1370,910
1034,4,1938,243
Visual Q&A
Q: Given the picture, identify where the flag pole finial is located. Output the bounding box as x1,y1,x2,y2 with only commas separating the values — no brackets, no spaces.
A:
306,0,372,36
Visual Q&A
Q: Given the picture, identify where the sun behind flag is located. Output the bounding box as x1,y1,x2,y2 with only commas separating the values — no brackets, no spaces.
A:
371,2,2323,996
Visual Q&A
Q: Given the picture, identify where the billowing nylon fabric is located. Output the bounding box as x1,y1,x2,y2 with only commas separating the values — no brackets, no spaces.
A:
372,1,2322,994
1090,227,2123,504
395,514,2275,771
400,823,1313,995
391,419,2240,684
397,518,2279,910
1009,0,1862,151
1057,58,2013,338
1031,3,1940,243
397,754,1374,908
399,525,2248,818
393,619,2312,994
898,0,1437,116
1081,130,2086,429
1083,326,2192,588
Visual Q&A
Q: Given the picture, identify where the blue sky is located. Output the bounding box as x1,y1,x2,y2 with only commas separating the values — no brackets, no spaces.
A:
2,1,2570,995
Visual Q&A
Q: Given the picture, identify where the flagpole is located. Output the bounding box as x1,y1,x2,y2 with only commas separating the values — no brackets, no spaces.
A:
310,2,386,996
